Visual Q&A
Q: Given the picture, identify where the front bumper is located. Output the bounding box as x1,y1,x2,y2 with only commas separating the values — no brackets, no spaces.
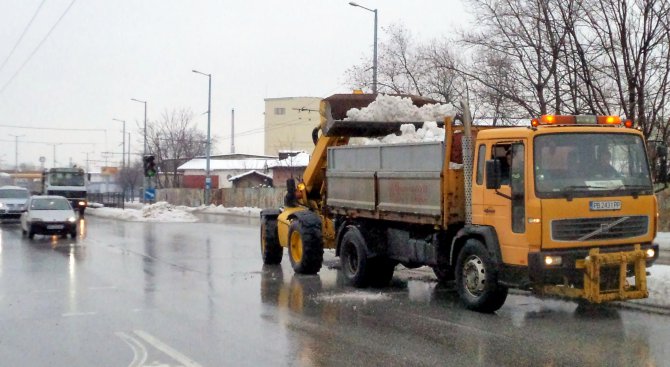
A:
529,243,658,284
0,210,23,219
30,221,76,235
528,243,658,303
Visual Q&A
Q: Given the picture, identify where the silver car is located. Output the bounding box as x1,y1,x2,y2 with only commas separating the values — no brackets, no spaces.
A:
0,186,30,220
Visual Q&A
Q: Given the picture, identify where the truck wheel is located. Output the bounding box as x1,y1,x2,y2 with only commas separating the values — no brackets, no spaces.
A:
70,230,77,239
288,213,323,275
340,228,370,287
28,225,35,240
79,208,85,217
455,239,508,313
261,216,283,264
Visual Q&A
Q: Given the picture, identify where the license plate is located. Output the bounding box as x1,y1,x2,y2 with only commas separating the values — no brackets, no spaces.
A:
47,225,64,230
589,200,621,211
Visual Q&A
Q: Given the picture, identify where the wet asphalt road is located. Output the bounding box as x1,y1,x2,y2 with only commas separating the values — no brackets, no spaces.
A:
1,214,670,367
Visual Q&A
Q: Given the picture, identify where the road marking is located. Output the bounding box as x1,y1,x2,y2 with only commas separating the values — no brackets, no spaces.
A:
61,311,97,317
115,331,148,367
133,330,203,367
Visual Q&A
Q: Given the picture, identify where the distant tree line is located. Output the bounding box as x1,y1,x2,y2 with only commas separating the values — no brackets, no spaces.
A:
345,0,670,138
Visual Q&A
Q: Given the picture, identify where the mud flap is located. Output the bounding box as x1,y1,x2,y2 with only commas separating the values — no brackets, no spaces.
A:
541,245,648,303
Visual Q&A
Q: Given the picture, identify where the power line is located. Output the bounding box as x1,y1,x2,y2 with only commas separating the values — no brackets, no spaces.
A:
0,139,93,145
0,0,78,94
0,0,47,74
0,124,105,132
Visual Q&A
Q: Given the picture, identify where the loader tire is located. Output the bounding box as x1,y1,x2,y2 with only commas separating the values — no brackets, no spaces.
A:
288,212,323,275
261,216,283,265
455,239,508,313
340,227,370,288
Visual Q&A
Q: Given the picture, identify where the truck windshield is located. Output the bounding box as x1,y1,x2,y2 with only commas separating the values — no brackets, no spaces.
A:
48,172,85,186
534,133,652,198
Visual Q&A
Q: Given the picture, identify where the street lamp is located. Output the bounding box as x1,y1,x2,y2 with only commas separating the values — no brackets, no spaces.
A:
192,69,212,205
130,98,147,158
349,1,378,94
112,118,126,170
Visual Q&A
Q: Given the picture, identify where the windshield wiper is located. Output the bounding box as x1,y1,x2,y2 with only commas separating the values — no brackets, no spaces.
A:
612,184,651,198
561,185,595,201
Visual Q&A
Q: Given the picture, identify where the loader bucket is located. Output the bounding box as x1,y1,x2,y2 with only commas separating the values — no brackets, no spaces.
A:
320,93,440,138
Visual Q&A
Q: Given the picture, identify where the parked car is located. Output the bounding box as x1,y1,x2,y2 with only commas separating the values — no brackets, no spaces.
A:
0,186,30,220
21,196,77,239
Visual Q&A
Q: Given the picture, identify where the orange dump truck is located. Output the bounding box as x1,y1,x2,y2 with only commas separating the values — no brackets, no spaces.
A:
261,94,659,312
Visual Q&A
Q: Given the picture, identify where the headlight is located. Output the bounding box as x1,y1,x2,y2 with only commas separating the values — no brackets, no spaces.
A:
544,256,563,266
78,201,86,206
0,203,4,208
67,217,76,223
646,249,655,258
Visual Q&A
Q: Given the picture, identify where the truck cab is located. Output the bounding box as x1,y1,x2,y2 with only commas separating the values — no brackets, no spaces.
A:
471,115,658,301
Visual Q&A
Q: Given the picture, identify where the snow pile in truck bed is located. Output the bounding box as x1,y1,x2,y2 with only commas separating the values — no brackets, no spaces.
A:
344,94,454,122
345,94,454,145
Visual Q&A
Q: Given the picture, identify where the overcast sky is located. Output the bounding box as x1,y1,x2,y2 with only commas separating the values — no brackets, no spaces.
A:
0,0,470,172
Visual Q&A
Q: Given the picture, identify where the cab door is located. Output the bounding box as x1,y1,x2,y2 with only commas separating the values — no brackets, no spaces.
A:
482,142,530,266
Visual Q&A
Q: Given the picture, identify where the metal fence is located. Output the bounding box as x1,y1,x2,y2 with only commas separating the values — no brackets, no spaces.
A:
88,192,125,209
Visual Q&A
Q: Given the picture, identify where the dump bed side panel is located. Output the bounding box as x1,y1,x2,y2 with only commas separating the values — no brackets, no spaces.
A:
326,142,448,222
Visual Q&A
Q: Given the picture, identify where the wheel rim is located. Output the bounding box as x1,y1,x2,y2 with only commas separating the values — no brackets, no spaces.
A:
290,230,303,264
462,254,486,297
345,243,359,275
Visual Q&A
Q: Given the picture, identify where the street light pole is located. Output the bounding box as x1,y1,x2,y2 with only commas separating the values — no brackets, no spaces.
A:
131,98,148,158
8,134,24,172
192,69,212,205
349,1,378,94
131,98,148,203
112,118,126,170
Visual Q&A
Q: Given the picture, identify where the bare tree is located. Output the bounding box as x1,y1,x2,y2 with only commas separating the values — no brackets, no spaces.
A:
145,108,211,188
117,159,143,201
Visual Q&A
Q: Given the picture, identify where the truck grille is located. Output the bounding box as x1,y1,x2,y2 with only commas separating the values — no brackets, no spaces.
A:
551,216,648,241
47,190,86,199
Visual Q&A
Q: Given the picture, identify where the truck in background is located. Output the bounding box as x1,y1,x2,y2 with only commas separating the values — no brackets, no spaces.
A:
41,167,88,216
260,93,659,313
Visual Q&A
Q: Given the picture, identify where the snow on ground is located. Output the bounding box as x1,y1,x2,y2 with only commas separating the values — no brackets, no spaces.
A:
314,291,391,303
87,201,261,222
87,201,198,222
635,265,670,308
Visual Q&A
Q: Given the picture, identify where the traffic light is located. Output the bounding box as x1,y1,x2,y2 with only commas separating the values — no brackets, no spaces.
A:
143,155,157,177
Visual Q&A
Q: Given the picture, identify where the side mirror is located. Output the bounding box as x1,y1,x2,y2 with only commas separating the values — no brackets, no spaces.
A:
486,159,502,190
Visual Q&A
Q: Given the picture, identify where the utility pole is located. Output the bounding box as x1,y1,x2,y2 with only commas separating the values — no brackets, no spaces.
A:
9,134,24,172
231,108,235,154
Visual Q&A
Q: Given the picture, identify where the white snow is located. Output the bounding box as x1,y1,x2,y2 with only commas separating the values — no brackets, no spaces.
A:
315,291,391,303
638,265,670,308
345,94,454,122
87,201,261,222
344,94,454,145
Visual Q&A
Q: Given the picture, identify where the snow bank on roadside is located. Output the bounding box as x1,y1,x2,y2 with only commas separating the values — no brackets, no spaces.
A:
87,202,262,222
634,265,670,308
87,201,197,222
